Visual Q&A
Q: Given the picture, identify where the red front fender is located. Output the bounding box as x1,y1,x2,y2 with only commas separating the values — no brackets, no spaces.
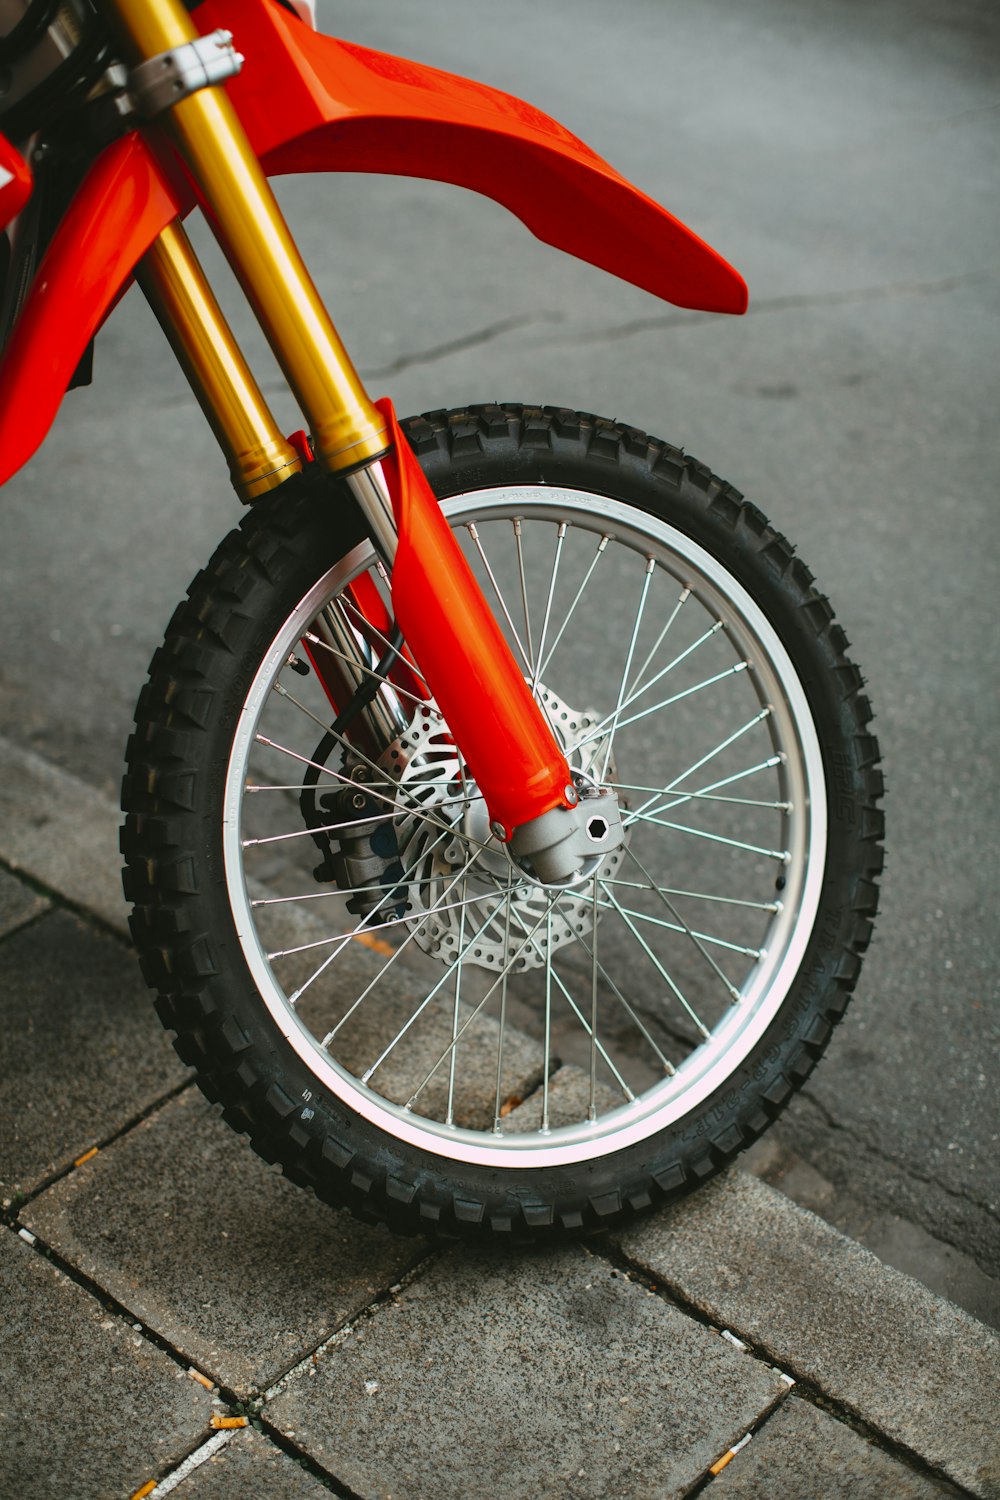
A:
0,0,746,487
219,0,748,317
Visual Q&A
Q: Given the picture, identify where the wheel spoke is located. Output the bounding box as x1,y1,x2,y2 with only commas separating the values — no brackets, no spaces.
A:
446,871,470,1126
573,923,676,1078
497,887,636,1105
589,871,599,1120
513,516,535,672
586,618,723,745
466,520,532,674
598,556,655,782
623,709,775,824
625,812,789,862
623,843,745,1001
600,900,762,959
623,586,691,704
579,659,750,755
619,756,785,824
531,522,567,698
404,896,558,1109
599,875,781,914
537,532,610,679
599,880,711,1039
492,867,516,1133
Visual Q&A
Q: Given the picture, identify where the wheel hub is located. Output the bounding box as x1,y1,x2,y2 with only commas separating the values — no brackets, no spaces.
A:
389,684,628,970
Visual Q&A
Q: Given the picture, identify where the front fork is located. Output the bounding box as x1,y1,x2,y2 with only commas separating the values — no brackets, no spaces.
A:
109,0,616,882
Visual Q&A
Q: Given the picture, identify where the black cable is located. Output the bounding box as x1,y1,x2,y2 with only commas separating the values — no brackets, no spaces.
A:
329,627,405,740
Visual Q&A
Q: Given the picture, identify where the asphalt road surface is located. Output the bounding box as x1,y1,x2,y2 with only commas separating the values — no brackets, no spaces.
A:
1,0,997,1289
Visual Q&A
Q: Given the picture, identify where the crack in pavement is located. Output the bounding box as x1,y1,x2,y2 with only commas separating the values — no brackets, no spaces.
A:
791,1088,1000,1223
158,312,565,411
155,267,996,409
357,309,565,380
516,265,1000,352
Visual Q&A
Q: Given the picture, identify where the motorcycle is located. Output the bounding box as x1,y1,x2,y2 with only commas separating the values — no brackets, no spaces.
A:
0,0,883,1240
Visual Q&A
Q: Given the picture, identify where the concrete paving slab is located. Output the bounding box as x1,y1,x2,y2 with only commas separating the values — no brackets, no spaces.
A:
0,909,185,1205
618,1171,1000,1498
169,1427,331,1499
710,1395,955,1498
0,1227,215,1500
745,1134,1000,1331
268,1244,788,1499
23,1088,424,1396
0,865,49,939
0,733,126,934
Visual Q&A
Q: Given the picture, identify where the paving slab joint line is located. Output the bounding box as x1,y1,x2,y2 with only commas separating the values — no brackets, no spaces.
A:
606,1241,978,1497
261,1248,443,1406
0,850,131,948
142,1420,360,1499
1,1218,234,1407
249,1407,366,1499
681,1383,798,1499
0,1076,194,1219
0,892,53,949
140,1429,235,1500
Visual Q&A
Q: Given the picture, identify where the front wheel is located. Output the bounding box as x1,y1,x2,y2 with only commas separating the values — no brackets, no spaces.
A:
122,405,883,1239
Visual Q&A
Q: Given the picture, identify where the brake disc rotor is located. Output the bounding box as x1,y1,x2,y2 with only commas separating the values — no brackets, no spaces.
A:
390,685,628,970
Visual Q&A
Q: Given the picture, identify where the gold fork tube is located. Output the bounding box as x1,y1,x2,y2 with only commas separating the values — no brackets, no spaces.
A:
138,221,302,501
105,0,388,472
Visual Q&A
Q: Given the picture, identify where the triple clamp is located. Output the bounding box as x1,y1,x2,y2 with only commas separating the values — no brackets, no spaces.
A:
129,30,244,119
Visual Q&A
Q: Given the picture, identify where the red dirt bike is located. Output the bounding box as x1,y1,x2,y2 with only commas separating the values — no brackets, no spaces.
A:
0,0,883,1239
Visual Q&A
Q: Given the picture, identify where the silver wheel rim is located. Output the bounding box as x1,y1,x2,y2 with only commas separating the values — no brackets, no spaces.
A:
224,486,827,1168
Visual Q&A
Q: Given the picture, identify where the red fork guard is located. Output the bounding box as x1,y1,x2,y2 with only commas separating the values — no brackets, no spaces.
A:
376,399,574,839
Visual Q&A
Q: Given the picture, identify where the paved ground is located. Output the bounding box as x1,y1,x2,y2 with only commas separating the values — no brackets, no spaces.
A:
1,0,999,1494
1,0,997,1292
0,765,998,1498
1,739,999,1498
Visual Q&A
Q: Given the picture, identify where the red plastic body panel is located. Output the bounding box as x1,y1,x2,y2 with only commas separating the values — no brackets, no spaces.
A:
0,134,184,486
0,132,32,233
0,0,746,488
204,0,748,318
376,400,573,835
